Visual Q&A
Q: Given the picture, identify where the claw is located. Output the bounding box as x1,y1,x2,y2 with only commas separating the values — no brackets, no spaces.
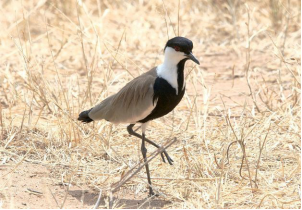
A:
160,153,166,163
159,150,173,165
163,151,173,165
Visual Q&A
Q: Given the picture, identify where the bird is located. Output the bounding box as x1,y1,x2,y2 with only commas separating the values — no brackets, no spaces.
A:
78,36,200,196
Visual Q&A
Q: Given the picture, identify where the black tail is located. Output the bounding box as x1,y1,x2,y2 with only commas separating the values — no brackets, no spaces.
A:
78,108,93,123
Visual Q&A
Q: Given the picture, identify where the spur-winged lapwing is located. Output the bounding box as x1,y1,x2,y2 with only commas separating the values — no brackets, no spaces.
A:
78,36,199,196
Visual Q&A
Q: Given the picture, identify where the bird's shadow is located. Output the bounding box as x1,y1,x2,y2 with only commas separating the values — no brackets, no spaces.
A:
68,190,171,209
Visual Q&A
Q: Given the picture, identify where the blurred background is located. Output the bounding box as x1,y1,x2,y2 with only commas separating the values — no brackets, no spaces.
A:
0,0,300,208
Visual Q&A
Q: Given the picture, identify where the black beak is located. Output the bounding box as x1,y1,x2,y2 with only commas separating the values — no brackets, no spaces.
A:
186,52,200,65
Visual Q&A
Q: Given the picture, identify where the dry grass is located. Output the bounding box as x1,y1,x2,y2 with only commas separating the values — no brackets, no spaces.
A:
0,0,301,209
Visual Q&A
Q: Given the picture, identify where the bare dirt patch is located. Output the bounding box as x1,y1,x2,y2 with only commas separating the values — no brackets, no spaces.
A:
1,162,171,209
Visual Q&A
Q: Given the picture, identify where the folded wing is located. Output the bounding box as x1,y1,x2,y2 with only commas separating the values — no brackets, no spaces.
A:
88,68,157,124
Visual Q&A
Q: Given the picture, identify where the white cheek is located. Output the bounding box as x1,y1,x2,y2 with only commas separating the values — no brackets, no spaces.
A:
165,47,186,61
175,51,186,60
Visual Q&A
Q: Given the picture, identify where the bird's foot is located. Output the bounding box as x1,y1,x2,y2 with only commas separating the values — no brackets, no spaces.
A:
160,150,174,165
148,189,159,197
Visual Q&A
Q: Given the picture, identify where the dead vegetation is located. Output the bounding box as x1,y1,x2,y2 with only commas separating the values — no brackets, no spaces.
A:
0,0,301,209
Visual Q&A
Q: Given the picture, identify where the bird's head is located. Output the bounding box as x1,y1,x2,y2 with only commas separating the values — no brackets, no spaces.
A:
164,36,200,65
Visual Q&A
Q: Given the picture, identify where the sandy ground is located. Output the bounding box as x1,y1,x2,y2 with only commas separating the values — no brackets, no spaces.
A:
1,161,172,209
0,0,300,208
0,52,244,208
1,51,298,209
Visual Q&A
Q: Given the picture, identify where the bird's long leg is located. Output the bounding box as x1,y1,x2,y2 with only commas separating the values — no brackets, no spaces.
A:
127,124,173,165
141,133,155,196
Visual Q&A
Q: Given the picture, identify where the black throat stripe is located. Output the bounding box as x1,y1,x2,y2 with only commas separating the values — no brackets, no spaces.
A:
138,58,188,123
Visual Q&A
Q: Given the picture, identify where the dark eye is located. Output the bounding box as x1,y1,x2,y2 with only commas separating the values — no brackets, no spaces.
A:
174,46,180,51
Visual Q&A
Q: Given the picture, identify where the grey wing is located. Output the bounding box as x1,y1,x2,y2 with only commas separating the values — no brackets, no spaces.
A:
88,74,157,124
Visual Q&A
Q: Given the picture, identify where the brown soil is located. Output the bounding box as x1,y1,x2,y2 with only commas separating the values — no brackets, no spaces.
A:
1,161,172,209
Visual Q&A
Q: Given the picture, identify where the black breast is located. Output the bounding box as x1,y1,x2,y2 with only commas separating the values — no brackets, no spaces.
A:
138,59,187,123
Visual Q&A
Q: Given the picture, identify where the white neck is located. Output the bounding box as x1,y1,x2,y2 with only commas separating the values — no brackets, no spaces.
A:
156,47,186,95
